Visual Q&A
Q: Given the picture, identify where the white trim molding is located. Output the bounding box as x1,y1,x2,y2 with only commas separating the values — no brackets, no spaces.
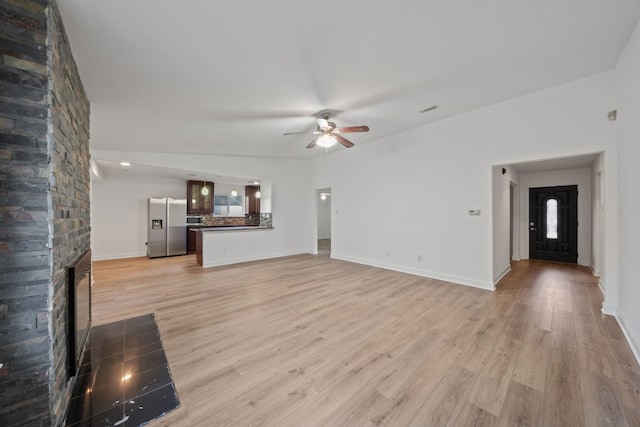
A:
615,315,640,368
331,253,495,291
202,250,306,268
92,252,145,261
493,265,512,286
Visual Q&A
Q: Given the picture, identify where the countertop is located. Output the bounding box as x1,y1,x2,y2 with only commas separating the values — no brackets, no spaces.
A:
190,226,273,232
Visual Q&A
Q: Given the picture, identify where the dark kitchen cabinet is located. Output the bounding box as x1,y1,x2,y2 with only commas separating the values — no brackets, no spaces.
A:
245,185,261,215
187,181,214,214
195,230,203,265
187,228,198,254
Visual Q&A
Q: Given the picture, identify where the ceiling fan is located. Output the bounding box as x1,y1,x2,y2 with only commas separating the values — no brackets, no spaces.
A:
283,112,369,149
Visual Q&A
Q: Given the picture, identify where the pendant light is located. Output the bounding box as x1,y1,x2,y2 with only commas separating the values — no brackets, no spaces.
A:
228,177,238,198
201,176,209,196
255,187,261,199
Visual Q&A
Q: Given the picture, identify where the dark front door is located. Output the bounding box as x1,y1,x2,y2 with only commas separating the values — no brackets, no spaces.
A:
529,185,578,263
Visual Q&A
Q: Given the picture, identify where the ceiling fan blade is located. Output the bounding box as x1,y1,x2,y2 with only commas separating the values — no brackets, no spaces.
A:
307,137,319,149
284,131,322,136
209,110,317,121
336,125,369,133
283,131,311,135
334,134,354,148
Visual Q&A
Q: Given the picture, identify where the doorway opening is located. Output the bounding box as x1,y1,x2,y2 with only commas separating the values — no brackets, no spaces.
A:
317,188,331,254
492,152,601,286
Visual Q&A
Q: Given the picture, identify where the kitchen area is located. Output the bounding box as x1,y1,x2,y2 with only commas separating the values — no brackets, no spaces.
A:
145,177,274,265
89,157,306,267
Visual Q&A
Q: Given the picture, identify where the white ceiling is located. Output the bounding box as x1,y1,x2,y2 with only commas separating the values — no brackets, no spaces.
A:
57,0,640,161
92,159,261,185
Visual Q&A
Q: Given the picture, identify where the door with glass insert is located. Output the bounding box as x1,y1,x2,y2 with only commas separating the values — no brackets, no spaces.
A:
529,185,578,263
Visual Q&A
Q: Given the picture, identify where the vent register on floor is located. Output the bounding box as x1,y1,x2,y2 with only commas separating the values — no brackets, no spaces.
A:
65,314,179,426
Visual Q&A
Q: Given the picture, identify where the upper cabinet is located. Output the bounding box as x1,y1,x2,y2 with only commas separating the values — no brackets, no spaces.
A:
245,185,261,215
187,180,214,214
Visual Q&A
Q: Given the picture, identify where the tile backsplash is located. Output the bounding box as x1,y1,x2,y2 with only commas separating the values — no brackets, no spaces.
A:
260,213,273,228
202,214,260,226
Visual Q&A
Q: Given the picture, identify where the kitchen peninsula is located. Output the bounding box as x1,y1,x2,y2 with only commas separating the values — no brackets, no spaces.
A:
193,224,274,267
186,179,277,267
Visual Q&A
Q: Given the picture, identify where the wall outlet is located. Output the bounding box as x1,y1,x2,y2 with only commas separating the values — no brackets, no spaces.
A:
417,254,422,262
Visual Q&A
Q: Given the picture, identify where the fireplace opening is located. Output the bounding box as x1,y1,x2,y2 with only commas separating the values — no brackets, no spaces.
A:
68,250,91,378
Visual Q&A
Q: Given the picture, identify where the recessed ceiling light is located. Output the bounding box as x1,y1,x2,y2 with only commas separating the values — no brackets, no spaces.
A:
253,181,259,185
188,173,196,177
120,162,131,167
419,105,439,113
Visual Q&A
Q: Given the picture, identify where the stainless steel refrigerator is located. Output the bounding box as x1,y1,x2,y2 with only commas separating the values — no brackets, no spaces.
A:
147,197,187,258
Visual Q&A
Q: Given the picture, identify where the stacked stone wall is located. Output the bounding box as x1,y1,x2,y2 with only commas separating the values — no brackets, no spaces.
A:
0,1,90,424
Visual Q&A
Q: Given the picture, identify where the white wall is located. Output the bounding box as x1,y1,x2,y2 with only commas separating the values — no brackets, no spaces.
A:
615,18,640,361
311,71,617,291
200,228,297,267
317,192,331,240
92,175,185,260
91,151,313,261
511,182,520,261
592,153,605,278
492,165,519,285
518,167,593,267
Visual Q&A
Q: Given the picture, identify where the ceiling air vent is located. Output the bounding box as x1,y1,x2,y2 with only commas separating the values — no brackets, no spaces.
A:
419,105,439,113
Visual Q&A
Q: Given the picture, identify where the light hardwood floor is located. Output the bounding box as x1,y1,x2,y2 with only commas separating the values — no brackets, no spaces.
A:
91,255,640,426
317,239,331,252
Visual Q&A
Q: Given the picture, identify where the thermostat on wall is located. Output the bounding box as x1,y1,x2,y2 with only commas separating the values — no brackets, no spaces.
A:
468,209,481,216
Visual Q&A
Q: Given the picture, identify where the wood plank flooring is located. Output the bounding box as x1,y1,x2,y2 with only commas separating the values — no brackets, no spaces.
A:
91,255,640,426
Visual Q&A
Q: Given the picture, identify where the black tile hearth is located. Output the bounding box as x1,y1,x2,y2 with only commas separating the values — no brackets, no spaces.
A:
124,384,180,426
66,314,180,426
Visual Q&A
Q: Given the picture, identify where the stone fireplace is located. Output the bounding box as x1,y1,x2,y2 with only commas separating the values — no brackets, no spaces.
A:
0,1,91,425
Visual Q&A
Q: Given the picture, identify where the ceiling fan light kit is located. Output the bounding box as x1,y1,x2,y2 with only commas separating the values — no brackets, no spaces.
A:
317,134,337,148
283,112,369,150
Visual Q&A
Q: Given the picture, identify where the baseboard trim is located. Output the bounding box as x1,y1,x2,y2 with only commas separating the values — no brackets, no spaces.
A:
597,278,605,296
330,253,494,291
202,250,307,268
614,315,640,368
493,265,511,286
92,252,145,261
